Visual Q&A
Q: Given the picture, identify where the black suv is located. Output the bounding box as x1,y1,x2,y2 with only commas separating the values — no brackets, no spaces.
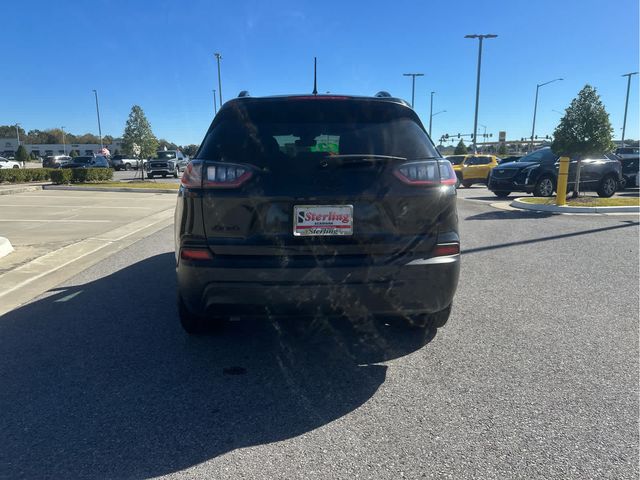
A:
488,147,621,198
174,93,460,334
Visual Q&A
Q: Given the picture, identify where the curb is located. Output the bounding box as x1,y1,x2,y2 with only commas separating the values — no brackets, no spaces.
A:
43,185,178,194
0,237,14,258
0,184,46,195
511,198,640,214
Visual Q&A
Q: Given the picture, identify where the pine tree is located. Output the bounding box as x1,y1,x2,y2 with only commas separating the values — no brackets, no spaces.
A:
15,145,29,163
454,140,467,155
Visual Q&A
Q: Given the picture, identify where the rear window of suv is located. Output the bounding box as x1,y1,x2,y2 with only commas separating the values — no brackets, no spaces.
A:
197,99,438,166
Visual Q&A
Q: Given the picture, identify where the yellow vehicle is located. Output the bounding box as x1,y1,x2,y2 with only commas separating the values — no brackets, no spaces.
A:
446,154,500,188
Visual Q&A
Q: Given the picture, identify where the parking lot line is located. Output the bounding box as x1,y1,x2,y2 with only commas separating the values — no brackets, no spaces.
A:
0,204,153,209
0,219,112,223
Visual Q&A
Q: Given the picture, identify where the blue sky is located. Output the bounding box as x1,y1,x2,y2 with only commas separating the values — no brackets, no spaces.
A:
2,0,638,146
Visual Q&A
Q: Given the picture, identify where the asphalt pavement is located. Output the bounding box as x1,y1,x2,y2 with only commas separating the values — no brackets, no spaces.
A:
0,194,638,479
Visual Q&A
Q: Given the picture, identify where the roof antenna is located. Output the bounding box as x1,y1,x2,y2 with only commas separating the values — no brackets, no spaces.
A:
312,57,318,95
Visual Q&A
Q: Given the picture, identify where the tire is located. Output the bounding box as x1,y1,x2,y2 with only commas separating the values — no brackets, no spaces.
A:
493,191,511,198
173,168,179,178
147,173,154,179
12,165,19,169
597,174,618,198
178,296,207,334
533,176,554,197
162,173,167,178
124,163,132,171
462,180,472,188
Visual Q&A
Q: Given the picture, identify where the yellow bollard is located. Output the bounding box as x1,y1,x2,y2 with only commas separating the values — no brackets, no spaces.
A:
555,156,570,206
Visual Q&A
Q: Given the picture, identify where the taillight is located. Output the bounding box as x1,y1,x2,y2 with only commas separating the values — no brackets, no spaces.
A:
433,243,460,257
180,161,253,189
181,161,203,188
180,248,213,261
204,164,252,188
393,160,457,186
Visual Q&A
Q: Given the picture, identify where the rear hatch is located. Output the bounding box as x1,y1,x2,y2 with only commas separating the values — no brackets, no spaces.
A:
189,97,456,261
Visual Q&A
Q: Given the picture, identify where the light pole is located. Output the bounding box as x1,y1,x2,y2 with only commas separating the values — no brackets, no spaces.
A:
61,126,66,155
464,34,497,153
430,110,446,140
480,124,487,151
621,72,638,147
14,123,21,146
403,73,424,108
429,91,435,136
92,89,103,149
214,53,223,108
530,78,563,151
213,89,217,114
552,109,563,115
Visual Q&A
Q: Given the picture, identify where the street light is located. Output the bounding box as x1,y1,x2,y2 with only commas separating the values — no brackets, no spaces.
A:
430,110,446,139
530,78,563,150
552,109,563,115
403,73,424,108
621,72,638,148
61,126,66,155
214,53,223,108
429,91,435,136
92,89,103,149
464,34,497,154
213,89,217,114
14,123,21,146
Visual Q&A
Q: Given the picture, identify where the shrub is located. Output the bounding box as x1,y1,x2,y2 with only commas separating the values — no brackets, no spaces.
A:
0,168,55,183
71,168,114,183
50,169,73,184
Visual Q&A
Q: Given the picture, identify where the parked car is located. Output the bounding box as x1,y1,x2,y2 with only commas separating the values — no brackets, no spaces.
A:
615,147,640,159
488,147,622,198
43,155,72,168
61,155,110,168
0,157,21,169
147,150,185,178
175,92,460,334
111,154,142,171
445,154,500,188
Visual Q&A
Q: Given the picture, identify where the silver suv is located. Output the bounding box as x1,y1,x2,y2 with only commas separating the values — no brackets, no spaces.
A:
147,150,186,178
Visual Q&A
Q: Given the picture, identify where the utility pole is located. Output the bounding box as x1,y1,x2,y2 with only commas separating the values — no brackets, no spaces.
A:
403,73,424,108
621,72,638,147
480,124,487,151
214,53,223,108
530,78,563,151
92,89,103,149
465,34,497,153
213,89,217,114
429,91,435,137
61,126,66,155
14,123,21,146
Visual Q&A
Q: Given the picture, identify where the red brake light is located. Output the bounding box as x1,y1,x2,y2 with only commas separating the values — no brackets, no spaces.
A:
203,164,253,188
433,243,460,257
180,248,213,261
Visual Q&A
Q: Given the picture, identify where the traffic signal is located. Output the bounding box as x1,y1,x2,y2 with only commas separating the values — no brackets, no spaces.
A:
445,133,449,139
457,133,461,138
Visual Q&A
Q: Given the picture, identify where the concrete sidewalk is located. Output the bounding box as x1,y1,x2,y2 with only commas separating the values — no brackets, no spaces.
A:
0,189,176,314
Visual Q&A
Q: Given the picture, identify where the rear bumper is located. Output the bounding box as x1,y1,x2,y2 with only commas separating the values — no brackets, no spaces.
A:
177,256,460,318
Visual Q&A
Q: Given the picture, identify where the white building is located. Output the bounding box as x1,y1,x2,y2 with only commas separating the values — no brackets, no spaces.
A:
1,138,124,157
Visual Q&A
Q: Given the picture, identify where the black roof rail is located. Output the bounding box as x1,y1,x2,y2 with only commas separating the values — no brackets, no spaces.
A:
374,91,392,98
238,90,251,97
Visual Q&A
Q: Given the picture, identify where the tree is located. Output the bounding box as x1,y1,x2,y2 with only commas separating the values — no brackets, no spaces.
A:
454,140,467,155
70,150,79,157
157,138,178,150
0,125,25,139
181,144,199,157
122,105,158,180
15,145,29,163
498,143,507,155
552,85,614,197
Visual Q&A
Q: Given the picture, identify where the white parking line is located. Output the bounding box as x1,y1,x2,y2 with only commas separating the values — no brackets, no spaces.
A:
0,219,112,223
0,204,153,209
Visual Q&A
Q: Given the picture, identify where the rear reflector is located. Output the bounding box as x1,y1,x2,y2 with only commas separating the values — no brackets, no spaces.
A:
180,248,213,261
433,243,460,257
